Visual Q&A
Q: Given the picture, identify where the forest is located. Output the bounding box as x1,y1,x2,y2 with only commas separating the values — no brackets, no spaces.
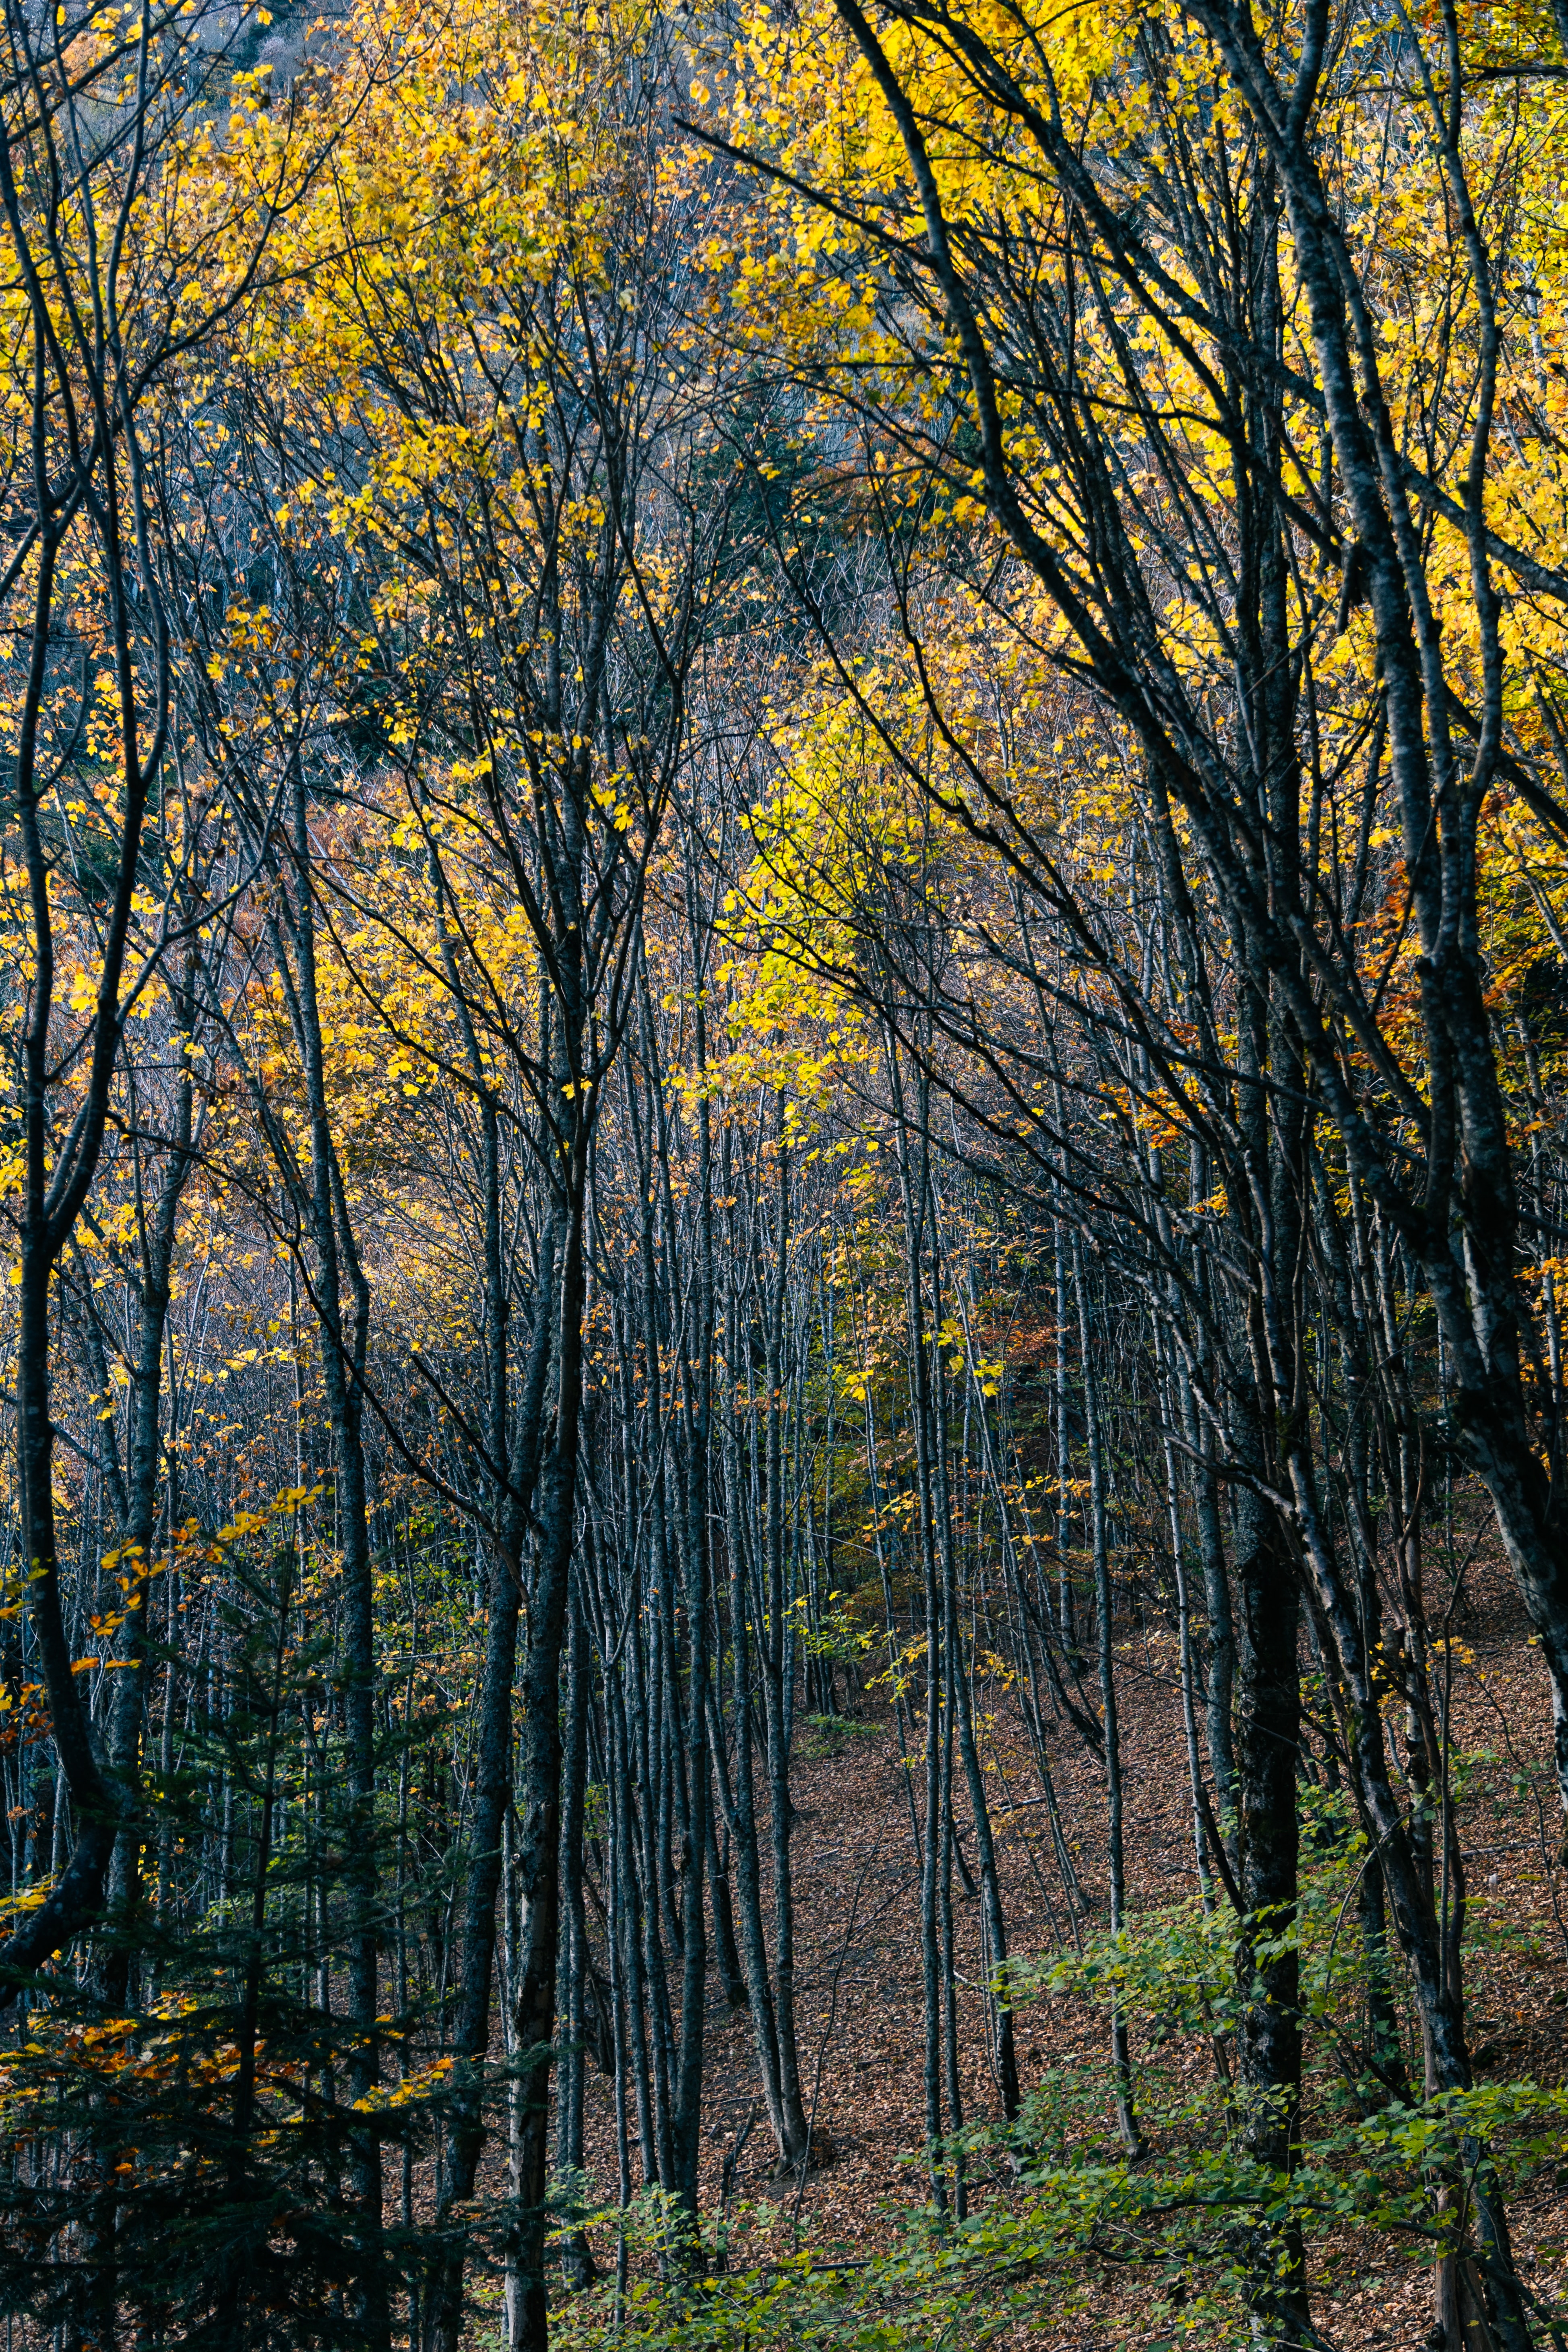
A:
0,0,1566,2344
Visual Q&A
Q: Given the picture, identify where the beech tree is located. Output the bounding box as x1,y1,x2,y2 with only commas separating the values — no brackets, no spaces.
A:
0,1,1566,2348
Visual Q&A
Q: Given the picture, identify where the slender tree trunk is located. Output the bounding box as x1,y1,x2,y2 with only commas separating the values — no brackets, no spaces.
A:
506,1166,590,2352
1073,1238,1140,2160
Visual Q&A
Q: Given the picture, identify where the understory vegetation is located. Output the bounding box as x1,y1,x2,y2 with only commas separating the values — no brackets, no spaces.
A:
0,0,1566,2343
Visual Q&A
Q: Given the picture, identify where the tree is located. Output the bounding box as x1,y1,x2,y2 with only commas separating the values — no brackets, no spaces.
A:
0,0,328,2005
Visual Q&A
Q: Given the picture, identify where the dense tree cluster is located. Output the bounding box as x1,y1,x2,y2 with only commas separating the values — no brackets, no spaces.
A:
0,0,1566,2344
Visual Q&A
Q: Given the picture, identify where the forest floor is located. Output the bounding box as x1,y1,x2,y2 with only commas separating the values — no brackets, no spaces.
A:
550,1559,1568,2350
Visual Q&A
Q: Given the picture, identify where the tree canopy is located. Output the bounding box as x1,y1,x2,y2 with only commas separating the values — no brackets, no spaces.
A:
0,0,1567,2344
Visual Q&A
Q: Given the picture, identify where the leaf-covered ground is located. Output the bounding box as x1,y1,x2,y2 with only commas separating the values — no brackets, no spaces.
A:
533,1547,1568,2351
